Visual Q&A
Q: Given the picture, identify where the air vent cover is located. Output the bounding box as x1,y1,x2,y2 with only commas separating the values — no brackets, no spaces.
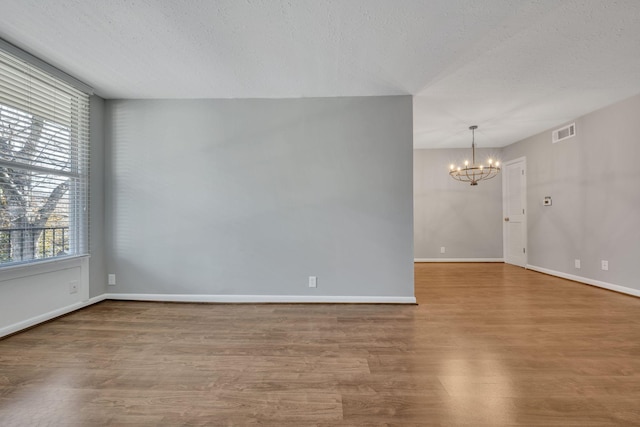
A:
552,123,576,143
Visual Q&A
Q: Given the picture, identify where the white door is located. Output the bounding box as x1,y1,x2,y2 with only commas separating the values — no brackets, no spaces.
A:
503,157,527,267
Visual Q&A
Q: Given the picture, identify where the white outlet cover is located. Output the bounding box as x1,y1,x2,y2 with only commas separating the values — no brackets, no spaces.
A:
575,259,581,269
308,276,317,288
440,246,446,254
69,280,79,294
108,274,116,285
601,260,609,271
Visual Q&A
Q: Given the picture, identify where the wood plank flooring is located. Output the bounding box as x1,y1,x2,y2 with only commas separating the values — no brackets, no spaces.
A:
1,263,640,425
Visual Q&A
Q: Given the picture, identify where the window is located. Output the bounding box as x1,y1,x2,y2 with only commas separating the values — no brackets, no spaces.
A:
0,48,89,266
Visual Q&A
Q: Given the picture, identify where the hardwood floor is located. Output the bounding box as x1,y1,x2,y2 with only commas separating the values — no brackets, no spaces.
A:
1,263,640,425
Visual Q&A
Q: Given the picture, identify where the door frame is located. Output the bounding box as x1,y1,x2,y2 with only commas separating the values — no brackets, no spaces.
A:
502,157,527,266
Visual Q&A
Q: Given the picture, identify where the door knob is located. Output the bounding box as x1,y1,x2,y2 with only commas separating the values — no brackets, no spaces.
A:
504,217,510,222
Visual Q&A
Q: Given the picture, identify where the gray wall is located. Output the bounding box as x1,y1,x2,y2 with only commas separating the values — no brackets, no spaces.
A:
414,148,503,259
503,93,640,292
89,95,106,297
105,96,414,298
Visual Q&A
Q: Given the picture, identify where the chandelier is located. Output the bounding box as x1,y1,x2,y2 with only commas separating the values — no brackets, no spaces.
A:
449,125,500,186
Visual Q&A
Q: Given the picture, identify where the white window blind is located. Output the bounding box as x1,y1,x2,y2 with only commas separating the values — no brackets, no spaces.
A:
0,48,89,266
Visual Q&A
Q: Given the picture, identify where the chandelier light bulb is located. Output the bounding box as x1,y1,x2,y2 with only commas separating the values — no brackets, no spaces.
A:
495,161,500,167
464,160,469,166
450,164,455,170
457,167,461,172
488,158,493,165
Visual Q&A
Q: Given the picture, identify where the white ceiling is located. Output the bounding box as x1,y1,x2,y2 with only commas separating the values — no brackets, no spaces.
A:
1,0,639,148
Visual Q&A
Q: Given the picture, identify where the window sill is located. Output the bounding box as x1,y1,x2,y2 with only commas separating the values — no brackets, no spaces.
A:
0,255,90,283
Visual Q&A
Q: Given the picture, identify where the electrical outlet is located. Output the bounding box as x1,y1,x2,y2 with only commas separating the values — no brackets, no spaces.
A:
69,280,78,294
575,259,581,269
308,276,317,288
601,260,608,271
440,246,446,254
108,274,116,285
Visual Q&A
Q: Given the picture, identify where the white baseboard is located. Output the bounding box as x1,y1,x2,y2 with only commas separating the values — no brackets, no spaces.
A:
526,265,640,298
104,293,417,304
0,294,106,339
414,258,504,263
1,293,416,338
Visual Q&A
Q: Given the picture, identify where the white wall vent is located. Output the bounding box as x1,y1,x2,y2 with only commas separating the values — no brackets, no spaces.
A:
552,122,576,143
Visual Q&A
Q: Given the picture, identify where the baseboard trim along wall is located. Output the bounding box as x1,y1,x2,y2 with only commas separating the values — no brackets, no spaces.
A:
0,294,106,339
414,258,504,263
1,293,416,338
104,293,417,304
527,265,640,298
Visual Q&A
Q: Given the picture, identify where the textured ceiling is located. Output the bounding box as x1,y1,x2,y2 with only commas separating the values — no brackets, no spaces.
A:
0,0,639,148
